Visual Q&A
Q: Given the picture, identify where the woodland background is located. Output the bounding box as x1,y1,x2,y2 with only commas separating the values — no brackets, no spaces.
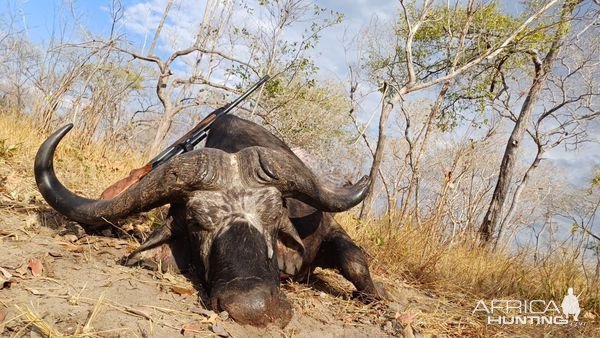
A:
1,0,600,333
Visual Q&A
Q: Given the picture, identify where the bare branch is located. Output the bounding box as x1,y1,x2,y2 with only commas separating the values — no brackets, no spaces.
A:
401,0,559,95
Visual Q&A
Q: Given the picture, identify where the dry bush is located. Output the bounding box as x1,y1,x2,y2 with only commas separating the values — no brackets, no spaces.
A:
0,110,143,197
339,213,600,317
0,109,165,239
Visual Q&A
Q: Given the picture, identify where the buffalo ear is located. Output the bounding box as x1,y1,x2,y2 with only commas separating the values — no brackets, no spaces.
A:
276,216,304,276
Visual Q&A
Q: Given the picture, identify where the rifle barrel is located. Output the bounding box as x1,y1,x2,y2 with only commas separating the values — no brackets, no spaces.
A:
219,75,270,116
149,75,270,167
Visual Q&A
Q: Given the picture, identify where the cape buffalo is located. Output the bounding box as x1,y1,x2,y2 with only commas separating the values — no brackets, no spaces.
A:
34,115,383,327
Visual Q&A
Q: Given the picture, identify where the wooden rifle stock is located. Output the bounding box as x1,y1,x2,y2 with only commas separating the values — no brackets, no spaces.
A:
99,115,219,199
99,75,270,199
100,163,152,199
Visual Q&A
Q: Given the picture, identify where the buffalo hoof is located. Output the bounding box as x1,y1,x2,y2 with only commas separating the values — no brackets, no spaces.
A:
353,280,389,303
276,239,303,276
123,243,184,273
212,287,292,327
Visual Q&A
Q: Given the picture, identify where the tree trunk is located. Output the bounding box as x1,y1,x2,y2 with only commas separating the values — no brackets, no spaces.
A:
147,0,173,56
401,82,450,221
493,146,544,249
359,83,397,219
149,98,176,156
149,68,174,156
479,0,580,243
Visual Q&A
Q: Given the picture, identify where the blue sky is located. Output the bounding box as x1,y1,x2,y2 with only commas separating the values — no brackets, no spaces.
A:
10,0,599,185
7,0,600,190
5,0,600,246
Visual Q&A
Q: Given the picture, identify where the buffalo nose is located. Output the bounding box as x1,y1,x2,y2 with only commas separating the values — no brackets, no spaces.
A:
213,286,292,327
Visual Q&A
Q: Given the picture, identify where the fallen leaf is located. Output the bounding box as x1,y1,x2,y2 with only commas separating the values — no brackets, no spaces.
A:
27,259,43,277
210,323,229,337
395,311,416,338
25,288,45,296
218,311,229,321
395,311,416,326
0,267,12,289
59,242,84,253
180,322,205,336
126,243,138,253
14,264,28,276
583,311,596,320
171,286,195,296
190,307,215,317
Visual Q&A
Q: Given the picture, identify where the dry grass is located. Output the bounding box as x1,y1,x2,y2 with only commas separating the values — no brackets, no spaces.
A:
14,304,64,337
1,110,599,337
0,112,143,199
339,213,600,332
0,111,163,238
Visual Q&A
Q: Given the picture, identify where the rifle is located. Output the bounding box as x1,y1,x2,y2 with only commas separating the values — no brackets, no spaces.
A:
100,75,270,199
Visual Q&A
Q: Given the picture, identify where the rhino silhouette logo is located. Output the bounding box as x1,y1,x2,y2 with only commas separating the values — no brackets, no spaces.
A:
561,288,581,321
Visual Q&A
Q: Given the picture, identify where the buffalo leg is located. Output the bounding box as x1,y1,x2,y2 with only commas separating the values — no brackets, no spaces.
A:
123,211,192,273
314,230,384,301
124,221,174,265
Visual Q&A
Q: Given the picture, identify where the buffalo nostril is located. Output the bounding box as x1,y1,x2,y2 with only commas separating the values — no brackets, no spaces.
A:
214,287,291,327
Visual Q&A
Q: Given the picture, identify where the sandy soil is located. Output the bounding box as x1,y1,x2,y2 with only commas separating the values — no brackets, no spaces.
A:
0,174,597,337
0,208,426,337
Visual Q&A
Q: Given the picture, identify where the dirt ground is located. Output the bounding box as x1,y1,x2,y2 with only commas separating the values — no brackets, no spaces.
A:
2,208,600,337
0,159,598,338
0,206,435,338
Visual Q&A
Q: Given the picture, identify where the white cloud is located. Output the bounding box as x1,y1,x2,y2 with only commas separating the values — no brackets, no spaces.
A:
120,0,395,75
123,0,207,54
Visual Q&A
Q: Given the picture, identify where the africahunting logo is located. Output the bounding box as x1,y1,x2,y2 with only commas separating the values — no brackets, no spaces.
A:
473,288,582,325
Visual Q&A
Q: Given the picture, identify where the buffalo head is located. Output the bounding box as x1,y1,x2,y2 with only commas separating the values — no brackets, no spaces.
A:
34,124,370,326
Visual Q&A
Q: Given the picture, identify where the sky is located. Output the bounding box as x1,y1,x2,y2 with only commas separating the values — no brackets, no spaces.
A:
5,0,600,227
8,0,600,166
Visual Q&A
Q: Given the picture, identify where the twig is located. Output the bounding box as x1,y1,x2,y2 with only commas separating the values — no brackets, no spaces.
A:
142,305,194,317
